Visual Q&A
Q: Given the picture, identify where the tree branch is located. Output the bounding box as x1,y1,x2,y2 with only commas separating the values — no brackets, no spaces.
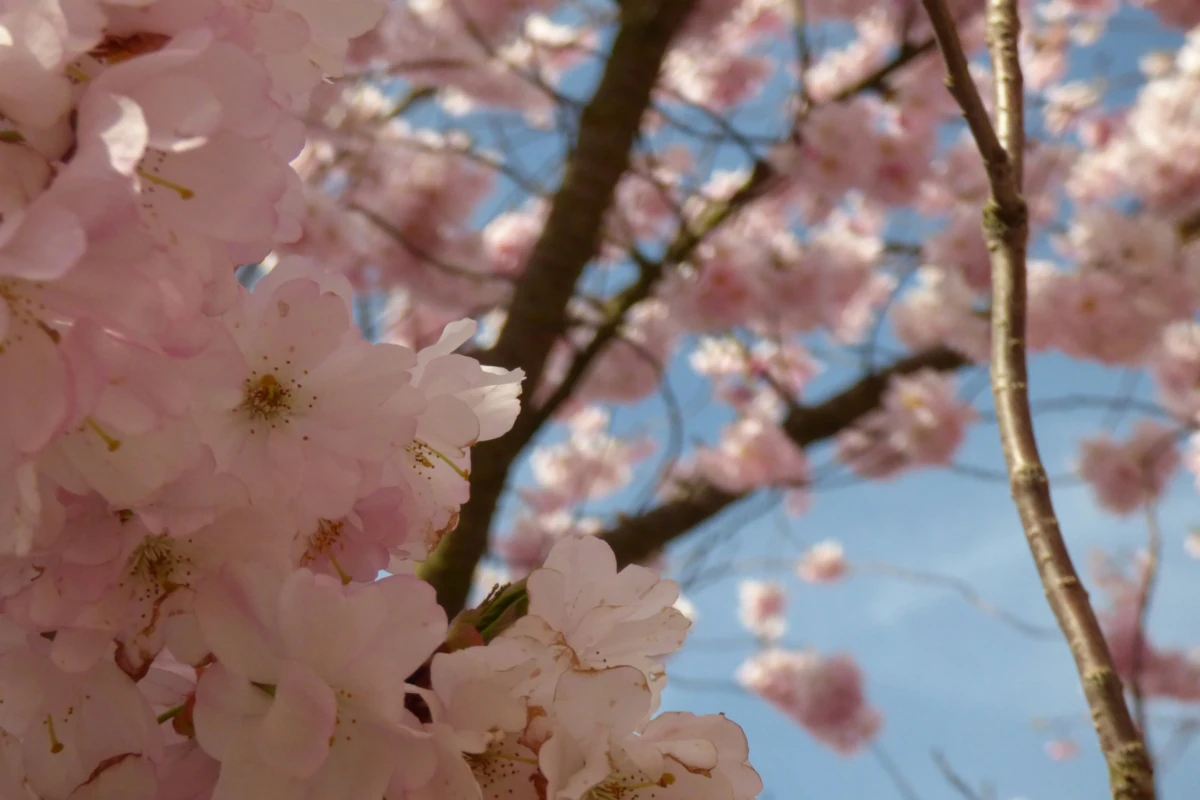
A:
421,16,953,617
600,346,967,568
918,0,1156,797
484,0,697,392
419,0,697,616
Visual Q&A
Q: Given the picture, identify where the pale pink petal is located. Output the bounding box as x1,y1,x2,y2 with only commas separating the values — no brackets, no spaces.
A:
255,659,335,778
194,563,284,681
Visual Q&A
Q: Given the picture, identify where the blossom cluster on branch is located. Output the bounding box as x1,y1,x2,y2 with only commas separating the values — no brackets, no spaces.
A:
0,1,762,798
291,0,1200,771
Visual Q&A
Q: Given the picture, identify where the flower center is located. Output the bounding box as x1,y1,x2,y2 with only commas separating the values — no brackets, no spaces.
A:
89,33,173,65
241,373,292,421
0,280,61,354
125,534,190,591
466,743,539,788
302,519,344,560
67,32,173,83
583,772,676,800
300,519,353,584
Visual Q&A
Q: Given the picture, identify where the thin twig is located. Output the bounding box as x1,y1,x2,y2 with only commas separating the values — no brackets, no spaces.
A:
932,750,984,800
917,0,1155,797
871,743,923,800
858,563,1061,640
1156,719,1199,773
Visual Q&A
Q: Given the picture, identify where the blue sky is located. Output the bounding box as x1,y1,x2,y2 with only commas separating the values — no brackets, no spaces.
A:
381,3,1197,797
656,353,1200,800
633,10,1199,798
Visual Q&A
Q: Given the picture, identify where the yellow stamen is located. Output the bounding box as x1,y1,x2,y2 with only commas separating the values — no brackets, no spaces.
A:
137,169,195,200
495,753,538,767
85,418,122,452
45,714,63,754
328,553,352,586
417,440,470,480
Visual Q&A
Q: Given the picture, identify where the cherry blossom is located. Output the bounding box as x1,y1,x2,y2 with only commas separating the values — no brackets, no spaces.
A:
497,535,691,710
10,0,1200,795
739,650,882,756
191,564,446,799
737,580,787,642
1077,421,1181,515
797,540,848,584
837,370,977,479
1045,738,1081,761
1093,553,1200,702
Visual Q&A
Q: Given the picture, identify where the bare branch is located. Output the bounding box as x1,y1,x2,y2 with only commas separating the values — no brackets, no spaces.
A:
932,751,985,800
600,346,968,568
829,38,938,103
857,562,1061,640
918,0,1155,796
419,0,699,616
871,744,924,800
485,0,697,393
422,17,957,617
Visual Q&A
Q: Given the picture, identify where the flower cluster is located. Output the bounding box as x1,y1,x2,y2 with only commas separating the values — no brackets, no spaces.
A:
836,370,977,479
1092,552,1200,703
738,649,882,756
430,536,763,800
0,2,760,798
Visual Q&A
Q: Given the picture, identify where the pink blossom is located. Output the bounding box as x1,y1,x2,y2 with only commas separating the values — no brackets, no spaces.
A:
1094,552,1200,702
665,246,763,333
561,299,679,406
797,540,848,584
739,649,882,755
737,580,787,641
1186,529,1200,559
1077,421,1180,515
497,511,601,578
892,266,990,361
695,416,811,511
191,564,447,798
523,407,653,512
499,536,690,710
196,258,426,520
1151,321,1200,420
0,627,164,799
540,669,763,800
1045,738,1080,761
838,370,976,478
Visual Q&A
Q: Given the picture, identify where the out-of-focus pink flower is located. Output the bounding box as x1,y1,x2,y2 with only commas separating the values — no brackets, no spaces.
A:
739,649,882,755
1045,738,1080,761
1077,421,1180,515
737,580,787,641
797,540,848,584
838,370,976,479
1152,322,1200,420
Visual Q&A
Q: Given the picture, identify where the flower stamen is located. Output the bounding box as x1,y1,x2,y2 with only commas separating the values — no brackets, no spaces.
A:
241,374,292,421
413,440,470,480
44,714,63,754
137,169,195,200
85,418,122,452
